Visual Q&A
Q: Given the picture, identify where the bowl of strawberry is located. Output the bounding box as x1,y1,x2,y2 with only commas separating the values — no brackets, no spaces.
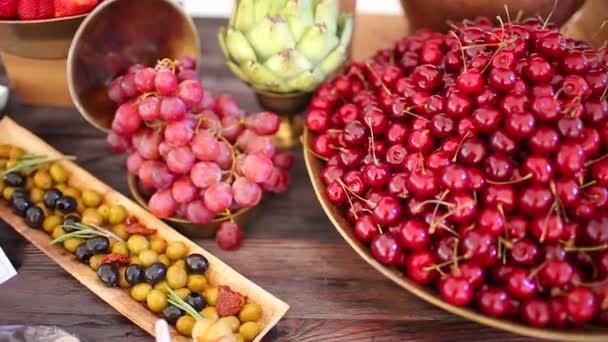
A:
303,14,608,341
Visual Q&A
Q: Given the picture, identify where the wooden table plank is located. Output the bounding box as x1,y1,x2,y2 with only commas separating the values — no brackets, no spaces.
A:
0,18,540,342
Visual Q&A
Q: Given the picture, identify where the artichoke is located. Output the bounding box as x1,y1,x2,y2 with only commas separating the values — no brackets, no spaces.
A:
218,0,353,93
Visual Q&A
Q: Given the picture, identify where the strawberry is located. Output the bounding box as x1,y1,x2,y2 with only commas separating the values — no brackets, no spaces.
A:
54,0,98,18
17,0,54,20
0,0,17,19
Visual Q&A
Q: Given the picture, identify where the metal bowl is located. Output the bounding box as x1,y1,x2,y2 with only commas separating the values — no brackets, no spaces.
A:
302,128,608,341
127,174,259,238
0,14,87,59
66,0,201,131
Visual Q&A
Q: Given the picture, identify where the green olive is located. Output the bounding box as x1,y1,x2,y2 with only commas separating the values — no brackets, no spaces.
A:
89,254,105,271
233,333,245,342
29,187,44,204
33,170,53,190
238,322,262,342
166,241,188,260
174,288,190,300
63,238,84,253
203,287,218,306
42,215,62,234
138,249,159,267
158,254,170,266
154,280,169,293
81,208,104,226
239,303,262,322
0,145,11,158
82,189,102,207
127,234,150,255
176,315,195,337
108,205,128,225
97,204,111,221
0,179,5,194
131,283,152,302
111,242,129,257
218,316,240,333
2,186,14,201
172,259,186,269
51,226,66,240
118,266,131,288
63,187,80,199
130,255,141,265
75,198,86,214
24,177,33,191
49,163,68,184
166,265,187,289
112,224,130,241
146,289,168,313
201,306,218,320
187,274,207,292
150,237,167,254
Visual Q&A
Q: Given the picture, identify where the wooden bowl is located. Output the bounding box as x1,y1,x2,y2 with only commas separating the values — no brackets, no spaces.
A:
66,0,201,132
302,128,608,341
127,173,259,238
0,14,87,59
400,0,586,32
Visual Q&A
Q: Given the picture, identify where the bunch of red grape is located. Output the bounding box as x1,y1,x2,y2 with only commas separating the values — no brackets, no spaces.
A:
106,56,293,250
306,16,608,327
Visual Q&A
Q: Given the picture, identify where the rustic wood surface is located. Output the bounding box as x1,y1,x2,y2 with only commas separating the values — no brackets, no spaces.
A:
0,18,539,342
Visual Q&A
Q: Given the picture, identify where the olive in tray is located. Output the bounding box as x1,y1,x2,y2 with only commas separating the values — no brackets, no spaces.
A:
0,143,265,342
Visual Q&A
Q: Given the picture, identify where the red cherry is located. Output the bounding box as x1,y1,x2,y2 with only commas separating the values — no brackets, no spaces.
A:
525,56,554,83
531,96,561,122
372,196,402,226
579,127,600,157
509,239,540,266
536,31,566,60
555,142,585,176
406,251,438,285
445,91,473,117
458,138,488,166
343,170,367,196
484,154,514,181
519,184,553,215
549,297,569,327
482,184,516,213
407,129,435,154
562,74,591,99
439,276,473,306
385,144,408,169
385,122,409,145
489,67,517,92
411,64,443,92
478,288,511,317
521,299,550,327
476,87,499,107
500,92,529,115
530,214,564,243
522,155,554,183
540,260,574,287
326,181,347,204
430,113,456,138
591,160,608,187
457,69,484,94
360,107,388,135
491,263,515,285
320,165,344,185
460,230,497,267
506,215,528,240
445,192,477,225
529,126,560,153
425,151,451,171
371,234,403,265
488,130,518,154
466,167,485,191
362,163,391,188
566,287,597,324
504,111,536,138
305,109,329,133
472,107,502,134
387,173,409,198
459,262,484,288
506,268,537,299
399,220,430,251
354,215,379,243
439,164,470,192
406,169,439,197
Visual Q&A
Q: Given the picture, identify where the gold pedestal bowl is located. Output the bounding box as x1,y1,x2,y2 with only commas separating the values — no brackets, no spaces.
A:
302,128,608,341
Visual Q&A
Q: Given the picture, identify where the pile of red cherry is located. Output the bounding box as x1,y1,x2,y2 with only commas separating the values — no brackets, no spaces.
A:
105,56,294,250
305,16,608,327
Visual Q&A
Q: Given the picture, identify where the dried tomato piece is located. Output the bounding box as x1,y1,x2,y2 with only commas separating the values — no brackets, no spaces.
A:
125,216,139,226
123,224,156,236
100,253,130,266
216,285,245,317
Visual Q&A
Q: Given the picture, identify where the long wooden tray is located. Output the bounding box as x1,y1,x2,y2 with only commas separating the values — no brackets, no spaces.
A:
0,116,289,341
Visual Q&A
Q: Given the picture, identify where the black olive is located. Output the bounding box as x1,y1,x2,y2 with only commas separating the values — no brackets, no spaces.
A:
25,206,44,229
185,254,209,274
161,305,183,325
144,262,167,285
75,243,93,263
56,196,77,213
43,188,63,209
185,292,206,311
11,197,32,216
97,264,119,287
125,264,145,285
62,214,81,233
86,236,110,254
10,188,27,201
4,172,24,187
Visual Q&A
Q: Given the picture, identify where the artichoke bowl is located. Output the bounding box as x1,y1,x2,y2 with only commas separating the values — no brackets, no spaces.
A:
218,0,353,94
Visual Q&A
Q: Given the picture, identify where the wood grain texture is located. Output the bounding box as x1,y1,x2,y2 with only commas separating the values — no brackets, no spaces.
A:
0,18,554,342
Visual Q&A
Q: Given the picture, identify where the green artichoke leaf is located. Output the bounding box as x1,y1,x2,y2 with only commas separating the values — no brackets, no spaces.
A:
226,60,251,83
287,68,327,92
241,61,283,90
217,27,230,59
281,0,314,42
267,0,288,16
314,0,338,36
225,28,257,64
296,23,339,65
233,0,255,32
338,13,353,47
254,0,273,23
319,44,347,75
264,48,313,81
246,16,296,62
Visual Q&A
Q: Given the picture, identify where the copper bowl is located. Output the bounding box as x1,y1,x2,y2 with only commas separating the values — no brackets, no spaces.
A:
302,128,608,341
67,0,201,131
0,14,87,59
127,174,259,238
401,0,586,32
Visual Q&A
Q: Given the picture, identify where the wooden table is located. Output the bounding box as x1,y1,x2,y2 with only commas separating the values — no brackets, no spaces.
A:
0,18,536,342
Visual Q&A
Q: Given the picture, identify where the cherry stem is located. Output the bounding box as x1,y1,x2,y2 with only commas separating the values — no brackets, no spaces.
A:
541,0,558,30
401,108,431,122
449,31,468,73
452,239,461,272
539,202,560,242
336,179,372,205
451,131,472,163
340,181,359,220
503,4,512,32
529,261,547,279
550,180,569,223
429,200,474,235
486,173,532,185
365,119,379,166
364,62,391,95
581,180,597,189
222,209,236,224
564,244,608,252
573,277,608,288
155,58,177,72
429,190,450,234
422,255,469,273
437,223,462,238
585,153,608,167
514,9,524,22
414,199,456,212
300,137,329,161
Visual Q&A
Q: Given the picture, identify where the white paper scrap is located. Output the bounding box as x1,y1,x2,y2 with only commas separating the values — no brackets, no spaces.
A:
0,246,17,285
